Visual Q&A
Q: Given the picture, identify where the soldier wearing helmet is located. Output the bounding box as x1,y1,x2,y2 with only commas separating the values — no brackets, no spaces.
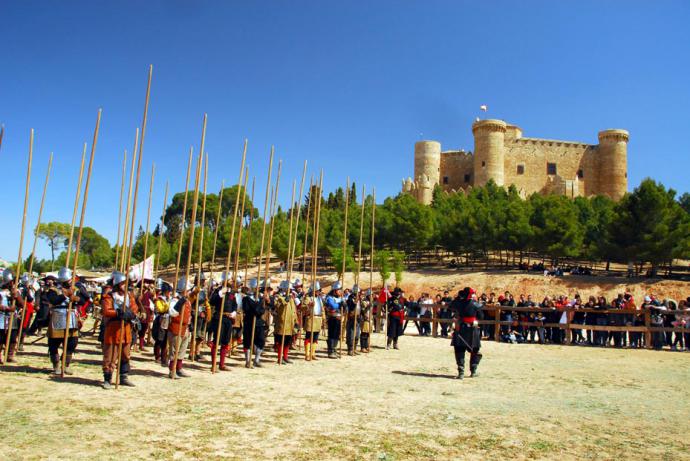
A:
44,267,89,375
151,278,173,366
242,278,268,368
301,281,324,361
0,269,26,363
208,272,238,371
325,281,345,358
27,274,58,336
345,284,361,356
167,277,193,379
189,272,210,362
100,271,139,389
359,288,373,352
274,280,298,364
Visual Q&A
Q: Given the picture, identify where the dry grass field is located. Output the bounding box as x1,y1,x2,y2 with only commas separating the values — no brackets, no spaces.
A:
1,319,689,461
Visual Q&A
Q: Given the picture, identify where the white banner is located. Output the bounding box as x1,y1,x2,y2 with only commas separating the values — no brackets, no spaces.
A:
129,254,155,282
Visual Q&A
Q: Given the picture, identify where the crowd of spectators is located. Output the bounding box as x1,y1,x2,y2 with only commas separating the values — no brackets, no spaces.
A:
398,290,690,352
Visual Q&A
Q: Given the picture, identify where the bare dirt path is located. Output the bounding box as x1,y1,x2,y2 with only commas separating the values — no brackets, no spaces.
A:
1,320,689,460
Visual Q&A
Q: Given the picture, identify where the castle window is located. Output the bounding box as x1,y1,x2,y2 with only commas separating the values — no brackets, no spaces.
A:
547,163,557,175
443,176,449,185
464,174,471,183
517,164,525,175
577,169,584,179
481,161,486,167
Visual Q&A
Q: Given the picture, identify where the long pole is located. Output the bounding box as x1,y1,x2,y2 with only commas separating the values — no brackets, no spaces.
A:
262,160,282,294
190,153,209,362
141,163,155,282
211,139,247,373
244,177,256,283
301,176,314,285
171,115,206,378
250,147,274,368
154,181,169,278
3,129,33,363
278,179,296,364
119,135,138,272
208,180,224,280
368,188,376,352
288,161,307,282
173,149,194,289
232,166,250,285
338,178,350,358
61,109,101,376
308,171,324,361
114,149,127,270
353,184,366,356
16,152,52,349
65,143,87,268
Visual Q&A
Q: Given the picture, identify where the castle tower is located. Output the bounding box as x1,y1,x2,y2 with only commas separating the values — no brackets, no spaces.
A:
597,129,629,200
414,140,441,205
472,119,506,187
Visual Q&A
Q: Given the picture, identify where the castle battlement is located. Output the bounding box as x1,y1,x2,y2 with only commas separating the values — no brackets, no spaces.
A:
404,119,628,204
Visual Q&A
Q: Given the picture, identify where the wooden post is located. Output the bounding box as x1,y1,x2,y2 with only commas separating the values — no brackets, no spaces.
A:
3,129,33,363
65,144,87,269
432,305,437,338
211,139,247,373
644,309,651,349
16,152,53,350
494,305,501,342
114,149,127,270
61,109,102,376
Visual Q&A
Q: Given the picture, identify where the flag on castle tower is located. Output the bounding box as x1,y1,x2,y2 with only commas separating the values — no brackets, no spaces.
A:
480,105,487,112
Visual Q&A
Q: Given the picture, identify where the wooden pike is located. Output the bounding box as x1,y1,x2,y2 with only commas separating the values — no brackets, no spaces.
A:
352,184,366,355
368,188,375,352
208,180,224,280
243,177,256,283
119,134,138,272
61,109,102,376
262,160,282,294
171,115,206,378
3,129,33,364
278,178,296,364
190,153,209,362
114,149,127,270
250,147,274,368
140,163,155,347
16,152,53,350
211,140,247,373
301,176,314,286
307,171,324,361
338,178,350,358
288,161,307,282
154,181,169,278
232,166,250,286
65,144,87,269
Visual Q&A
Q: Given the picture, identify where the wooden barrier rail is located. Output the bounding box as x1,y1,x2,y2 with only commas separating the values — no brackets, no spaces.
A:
372,303,690,350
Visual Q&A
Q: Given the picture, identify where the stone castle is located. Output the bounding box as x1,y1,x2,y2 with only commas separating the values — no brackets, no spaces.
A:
402,119,629,205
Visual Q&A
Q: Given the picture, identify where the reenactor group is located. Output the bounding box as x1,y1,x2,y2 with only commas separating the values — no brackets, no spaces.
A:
0,267,390,389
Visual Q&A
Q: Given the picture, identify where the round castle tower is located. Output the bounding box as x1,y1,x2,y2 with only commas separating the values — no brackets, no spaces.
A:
414,140,441,205
472,119,506,187
597,129,629,200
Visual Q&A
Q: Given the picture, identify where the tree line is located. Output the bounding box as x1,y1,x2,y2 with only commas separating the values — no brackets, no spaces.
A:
27,178,690,277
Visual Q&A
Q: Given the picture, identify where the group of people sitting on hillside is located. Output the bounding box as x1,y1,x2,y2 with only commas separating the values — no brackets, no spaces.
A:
399,290,690,352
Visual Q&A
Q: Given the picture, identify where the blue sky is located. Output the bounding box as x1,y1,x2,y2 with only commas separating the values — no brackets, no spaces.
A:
1,0,689,261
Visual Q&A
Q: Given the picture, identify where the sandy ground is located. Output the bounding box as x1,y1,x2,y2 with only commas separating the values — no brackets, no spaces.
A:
1,317,689,460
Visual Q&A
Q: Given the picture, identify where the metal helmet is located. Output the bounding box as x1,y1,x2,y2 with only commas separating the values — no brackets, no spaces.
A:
57,267,72,283
366,288,372,296
128,269,138,283
352,284,360,294
293,278,302,287
332,281,342,290
260,279,269,289
155,278,166,291
2,269,14,285
311,281,321,291
279,280,291,291
111,271,127,286
220,271,230,283
176,276,191,293
20,272,32,286
236,275,243,284
248,278,258,290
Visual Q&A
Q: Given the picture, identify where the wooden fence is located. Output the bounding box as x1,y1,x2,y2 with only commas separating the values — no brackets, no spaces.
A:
372,304,690,350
